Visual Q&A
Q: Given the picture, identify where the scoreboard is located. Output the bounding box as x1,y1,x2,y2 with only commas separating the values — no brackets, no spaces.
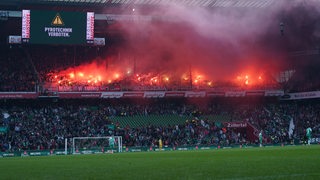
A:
22,10,94,45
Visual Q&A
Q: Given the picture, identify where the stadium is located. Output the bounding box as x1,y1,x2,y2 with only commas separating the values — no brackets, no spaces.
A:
0,0,320,179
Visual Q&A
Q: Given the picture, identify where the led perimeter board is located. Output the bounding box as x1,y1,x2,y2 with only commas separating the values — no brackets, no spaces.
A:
22,10,94,45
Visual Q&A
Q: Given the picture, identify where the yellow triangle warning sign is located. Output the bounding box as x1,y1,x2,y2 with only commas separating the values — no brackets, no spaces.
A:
51,13,64,26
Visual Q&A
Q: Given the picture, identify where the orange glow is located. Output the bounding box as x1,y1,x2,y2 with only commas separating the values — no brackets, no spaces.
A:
78,72,84,77
151,77,158,83
46,60,273,89
181,73,189,81
234,70,268,87
114,73,120,79
69,73,75,78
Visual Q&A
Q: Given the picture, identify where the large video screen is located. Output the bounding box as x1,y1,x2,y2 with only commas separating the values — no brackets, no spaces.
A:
22,10,94,45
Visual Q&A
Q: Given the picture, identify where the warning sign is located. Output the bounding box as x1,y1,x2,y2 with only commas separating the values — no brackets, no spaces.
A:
45,13,72,37
22,10,94,45
52,13,64,26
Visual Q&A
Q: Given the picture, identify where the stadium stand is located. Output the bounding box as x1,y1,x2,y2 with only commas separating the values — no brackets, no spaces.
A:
1,98,319,152
0,0,319,155
0,46,37,92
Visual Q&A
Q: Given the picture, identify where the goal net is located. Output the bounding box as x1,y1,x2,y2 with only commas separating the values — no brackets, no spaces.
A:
72,136,122,154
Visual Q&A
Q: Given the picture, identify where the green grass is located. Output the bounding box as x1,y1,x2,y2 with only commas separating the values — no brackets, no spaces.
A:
0,145,320,179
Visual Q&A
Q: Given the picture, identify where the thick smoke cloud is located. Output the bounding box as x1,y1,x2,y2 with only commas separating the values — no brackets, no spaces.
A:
108,0,292,80
101,0,320,84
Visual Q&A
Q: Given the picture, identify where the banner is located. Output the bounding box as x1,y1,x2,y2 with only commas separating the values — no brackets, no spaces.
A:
86,12,94,43
311,137,320,144
286,91,320,100
245,90,265,96
0,143,315,158
144,91,165,98
265,90,284,96
58,92,101,98
8,35,21,44
123,92,144,98
0,90,289,99
101,92,123,98
206,91,225,97
94,37,105,46
224,122,247,128
0,92,37,99
0,11,9,20
1,153,15,157
165,92,185,97
185,91,206,98
225,91,246,97
21,10,30,40
246,122,258,143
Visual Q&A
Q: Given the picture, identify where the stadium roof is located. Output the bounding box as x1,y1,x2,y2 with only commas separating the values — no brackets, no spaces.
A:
1,0,276,8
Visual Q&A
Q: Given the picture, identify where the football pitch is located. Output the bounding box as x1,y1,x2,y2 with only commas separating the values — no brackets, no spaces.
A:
0,145,319,180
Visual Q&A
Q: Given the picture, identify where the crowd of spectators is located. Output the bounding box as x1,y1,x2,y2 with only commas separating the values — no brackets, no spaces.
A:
0,99,232,151
285,61,320,93
0,99,319,152
1,39,320,93
0,45,284,92
27,46,98,83
0,45,319,152
0,46,37,92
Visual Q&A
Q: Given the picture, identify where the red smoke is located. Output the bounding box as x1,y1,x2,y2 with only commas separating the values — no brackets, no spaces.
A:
49,1,320,89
